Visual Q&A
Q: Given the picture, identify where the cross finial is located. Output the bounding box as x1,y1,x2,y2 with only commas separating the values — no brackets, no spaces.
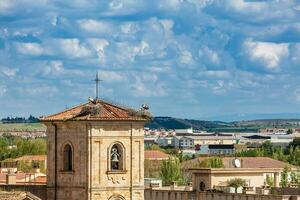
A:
93,72,102,99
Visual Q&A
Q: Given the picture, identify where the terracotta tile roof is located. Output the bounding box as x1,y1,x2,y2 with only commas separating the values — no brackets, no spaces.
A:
40,99,151,122
0,173,46,185
0,191,41,200
144,150,170,160
182,157,295,170
14,155,46,162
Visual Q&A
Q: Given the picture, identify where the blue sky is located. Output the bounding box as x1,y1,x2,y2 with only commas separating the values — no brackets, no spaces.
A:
1,0,300,120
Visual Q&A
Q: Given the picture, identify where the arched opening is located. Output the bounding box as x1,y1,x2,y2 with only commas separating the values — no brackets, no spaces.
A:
63,144,73,171
110,143,125,171
108,195,125,200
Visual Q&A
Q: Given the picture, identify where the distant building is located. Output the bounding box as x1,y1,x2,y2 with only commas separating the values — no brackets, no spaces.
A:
208,144,235,155
175,128,193,134
179,136,194,149
188,157,296,193
144,150,170,161
0,191,41,200
0,155,47,173
0,172,46,185
144,137,157,148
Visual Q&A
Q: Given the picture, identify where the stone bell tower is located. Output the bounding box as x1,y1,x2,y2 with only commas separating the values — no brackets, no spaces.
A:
41,99,151,200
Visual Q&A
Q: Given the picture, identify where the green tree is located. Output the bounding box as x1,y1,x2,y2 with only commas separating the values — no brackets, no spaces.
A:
146,144,162,151
226,178,247,193
289,138,300,149
160,158,185,186
287,129,293,135
17,161,33,173
261,141,273,156
290,171,298,186
265,175,274,187
198,157,224,168
280,166,291,187
272,147,287,162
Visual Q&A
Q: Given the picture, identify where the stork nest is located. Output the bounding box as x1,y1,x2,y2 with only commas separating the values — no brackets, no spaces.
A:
128,108,152,120
71,103,103,119
81,103,102,116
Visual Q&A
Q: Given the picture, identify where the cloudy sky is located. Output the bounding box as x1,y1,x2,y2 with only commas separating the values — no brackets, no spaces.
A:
1,0,300,120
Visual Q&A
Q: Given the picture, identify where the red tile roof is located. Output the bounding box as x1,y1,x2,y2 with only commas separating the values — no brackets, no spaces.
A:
182,157,295,169
144,150,170,160
0,173,46,185
0,191,41,200
14,155,46,162
40,99,151,122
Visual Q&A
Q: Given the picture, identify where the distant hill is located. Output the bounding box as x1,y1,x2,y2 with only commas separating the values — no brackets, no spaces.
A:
205,113,300,122
146,117,300,132
146,117,231,130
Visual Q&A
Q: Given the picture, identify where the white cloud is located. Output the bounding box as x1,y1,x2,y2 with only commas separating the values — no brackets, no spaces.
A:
87,38,109,62
199,46,220,65
159,19,174,32
56,39,92,58
226,0,266,12
131,75,167,97
180,50,193,64
244,39,289,70
294,88,300,102
0,0,48,15
121,22,139,34
159,0,182,10
202,70,231,79
78,19,113,34
101,71,124,82
109,0,123,10
0,0,13,14
43,61,64,76
14,42,44,56
0,66,17,77
0,85,7,96
23,85,59,97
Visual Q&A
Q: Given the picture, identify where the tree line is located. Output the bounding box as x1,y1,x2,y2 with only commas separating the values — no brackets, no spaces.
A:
0,136,46,161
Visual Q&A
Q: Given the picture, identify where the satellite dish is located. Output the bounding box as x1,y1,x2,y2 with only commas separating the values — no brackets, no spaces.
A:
233,158,241,168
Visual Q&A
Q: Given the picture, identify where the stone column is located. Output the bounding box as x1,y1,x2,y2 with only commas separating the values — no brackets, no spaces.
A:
274,172,280,187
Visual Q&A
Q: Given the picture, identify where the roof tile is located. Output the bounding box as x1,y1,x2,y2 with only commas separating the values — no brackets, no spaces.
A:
40,99,151,122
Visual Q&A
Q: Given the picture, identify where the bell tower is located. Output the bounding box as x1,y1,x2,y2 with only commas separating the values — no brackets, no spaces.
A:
41,99,150,200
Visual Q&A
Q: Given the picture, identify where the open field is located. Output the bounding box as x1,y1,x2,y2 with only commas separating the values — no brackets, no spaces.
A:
0,123,46,132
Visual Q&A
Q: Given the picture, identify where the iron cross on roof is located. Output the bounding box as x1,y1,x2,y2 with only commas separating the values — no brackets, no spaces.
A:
93,72,103,99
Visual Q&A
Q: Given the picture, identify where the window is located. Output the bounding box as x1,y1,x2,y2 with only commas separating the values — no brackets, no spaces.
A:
110,143,124,171
63,144,73,171
199,181,206,191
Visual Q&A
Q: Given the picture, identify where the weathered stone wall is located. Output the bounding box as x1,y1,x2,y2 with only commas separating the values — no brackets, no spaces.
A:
0,184,47,200
46,121,88,200
272,187,300,195
88,122,145,200
144,189,300,200
45,120,145,200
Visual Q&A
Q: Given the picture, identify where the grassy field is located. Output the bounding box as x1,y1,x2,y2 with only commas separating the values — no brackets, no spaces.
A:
0,123,46,132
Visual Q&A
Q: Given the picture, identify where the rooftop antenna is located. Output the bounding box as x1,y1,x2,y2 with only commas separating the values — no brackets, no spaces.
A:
93,72,102,100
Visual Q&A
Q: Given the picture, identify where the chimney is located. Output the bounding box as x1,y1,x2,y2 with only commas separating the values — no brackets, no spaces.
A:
6,169,16,185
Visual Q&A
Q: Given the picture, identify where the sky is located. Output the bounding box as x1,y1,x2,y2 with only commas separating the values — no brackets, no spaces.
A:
1,0,300,120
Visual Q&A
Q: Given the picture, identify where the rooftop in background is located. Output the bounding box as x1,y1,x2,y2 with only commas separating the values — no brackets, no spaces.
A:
182,157,295,170
144,150,170,160
14,155,46,162
0,191,41,200
0,172,46,185
40,99,151,122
